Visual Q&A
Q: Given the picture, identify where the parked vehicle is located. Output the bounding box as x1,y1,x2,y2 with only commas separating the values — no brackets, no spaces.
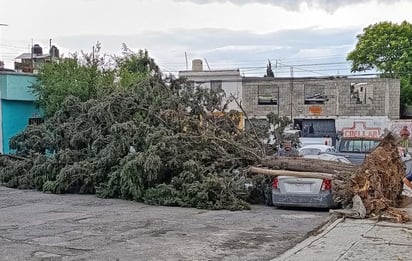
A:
333,137,381,165
299,137,329,147
303,154,352,164
271,175,335,208
271,152,352,208
298,144,337,156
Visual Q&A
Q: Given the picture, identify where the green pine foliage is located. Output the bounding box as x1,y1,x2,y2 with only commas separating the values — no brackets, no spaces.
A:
1,76,266,210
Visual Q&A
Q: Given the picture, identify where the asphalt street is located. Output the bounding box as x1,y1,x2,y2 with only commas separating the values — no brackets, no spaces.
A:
0,186,330,261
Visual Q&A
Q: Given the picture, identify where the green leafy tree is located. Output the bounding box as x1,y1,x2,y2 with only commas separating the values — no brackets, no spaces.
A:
32,42,116,117
347,21,412,107
32,43,163,117
114,45,162,90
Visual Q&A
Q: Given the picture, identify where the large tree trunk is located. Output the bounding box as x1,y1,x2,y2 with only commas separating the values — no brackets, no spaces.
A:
260,156,357,174
248,166,333,179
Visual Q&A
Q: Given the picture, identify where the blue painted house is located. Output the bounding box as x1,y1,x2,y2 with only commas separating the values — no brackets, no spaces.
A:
0,71,41,153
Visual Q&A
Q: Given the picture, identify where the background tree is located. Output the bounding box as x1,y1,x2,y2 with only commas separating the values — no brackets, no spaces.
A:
347,21,412,109
32,42,116,117
114,45,162,90
32,43,162,117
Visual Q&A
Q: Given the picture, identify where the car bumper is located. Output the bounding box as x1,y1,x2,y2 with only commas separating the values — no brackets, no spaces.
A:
272,190,334,208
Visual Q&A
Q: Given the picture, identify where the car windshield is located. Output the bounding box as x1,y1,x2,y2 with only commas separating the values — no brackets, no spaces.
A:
299,148,321,155
339,139,380,153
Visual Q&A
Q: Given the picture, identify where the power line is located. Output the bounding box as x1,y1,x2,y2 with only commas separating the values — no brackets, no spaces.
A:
159,54,349,67
0,43,28,50
284,61,350,67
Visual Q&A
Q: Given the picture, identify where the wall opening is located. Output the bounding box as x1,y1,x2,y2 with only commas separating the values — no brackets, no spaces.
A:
257,85,278,105
350,82,374,104
304,84,327,104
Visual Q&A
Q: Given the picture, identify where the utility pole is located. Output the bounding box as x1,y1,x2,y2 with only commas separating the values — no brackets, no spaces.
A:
0,24,9,66
290,66,294,120
204,58,211,70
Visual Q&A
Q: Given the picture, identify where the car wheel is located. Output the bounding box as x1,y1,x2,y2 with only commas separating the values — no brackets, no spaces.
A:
264,187,273,206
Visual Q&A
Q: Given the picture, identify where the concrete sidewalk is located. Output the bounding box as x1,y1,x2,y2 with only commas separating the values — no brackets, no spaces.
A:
274,207,412,261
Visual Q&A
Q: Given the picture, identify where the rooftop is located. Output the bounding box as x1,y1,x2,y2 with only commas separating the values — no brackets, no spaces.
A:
15,53,51,60
179,69,241,77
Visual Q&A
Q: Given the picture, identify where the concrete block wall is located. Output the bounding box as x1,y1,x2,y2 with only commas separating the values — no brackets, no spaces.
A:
242,78,291,118
242,77,400,120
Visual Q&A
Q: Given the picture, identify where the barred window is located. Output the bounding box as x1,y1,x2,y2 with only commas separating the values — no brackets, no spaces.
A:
28,117,44,125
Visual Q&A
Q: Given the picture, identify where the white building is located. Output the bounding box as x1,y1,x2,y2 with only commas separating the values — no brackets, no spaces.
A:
178,59,242,111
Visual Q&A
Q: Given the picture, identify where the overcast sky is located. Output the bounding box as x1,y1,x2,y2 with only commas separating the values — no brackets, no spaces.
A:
1,0,411,77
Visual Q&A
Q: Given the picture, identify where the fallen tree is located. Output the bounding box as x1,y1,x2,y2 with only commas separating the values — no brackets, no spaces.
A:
250,133,410,222
0,47,407,215
0,48,290,211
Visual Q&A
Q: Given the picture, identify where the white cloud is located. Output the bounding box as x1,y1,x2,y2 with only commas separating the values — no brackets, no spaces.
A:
45,27,357,76
173,0,405,12
0,0,411,76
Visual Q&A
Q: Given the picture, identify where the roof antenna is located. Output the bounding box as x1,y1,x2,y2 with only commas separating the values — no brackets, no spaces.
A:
204,58,211,70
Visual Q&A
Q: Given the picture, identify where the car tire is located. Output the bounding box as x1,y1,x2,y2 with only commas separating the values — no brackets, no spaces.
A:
264,187,273,206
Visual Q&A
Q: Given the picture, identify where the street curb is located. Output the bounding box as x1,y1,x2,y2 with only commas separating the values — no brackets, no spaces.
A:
272,217,345,261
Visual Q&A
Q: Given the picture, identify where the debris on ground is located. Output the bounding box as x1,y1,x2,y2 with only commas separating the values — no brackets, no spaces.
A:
330,195,366,219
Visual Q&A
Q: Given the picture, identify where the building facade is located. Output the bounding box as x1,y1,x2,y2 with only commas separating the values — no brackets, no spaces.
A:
14,43,59,74
242,76,400,143
178,59,242,111
178,61,403,143
0,72,41,153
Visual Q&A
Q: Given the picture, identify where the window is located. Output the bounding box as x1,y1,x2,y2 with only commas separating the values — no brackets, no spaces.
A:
258,85,278,105
350,83,373,104
186,81,195,88
339,139,380,153
304,84,327,104
210,80,222,92
28,117,44,125
245,118,270,131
